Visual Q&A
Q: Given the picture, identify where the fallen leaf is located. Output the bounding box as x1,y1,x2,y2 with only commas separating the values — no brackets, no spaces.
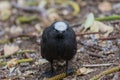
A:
90,21,99,32
47,8,62,22
83,13,95,32
38,0,47,9
0,1,11,21
98,1,112,12
67,1,80,16
56,0,80,16
9,67,16,75
4,44,19,56
9,67,21,76
35,23,43,35
76,67,94,75
10,26,23,34
0,1,11,11
23,70,35,76
90,21,114,38
0,10,11,21
7,58,18,68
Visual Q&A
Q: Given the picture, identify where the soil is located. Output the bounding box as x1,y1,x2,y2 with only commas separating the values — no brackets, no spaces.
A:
0,0,120,80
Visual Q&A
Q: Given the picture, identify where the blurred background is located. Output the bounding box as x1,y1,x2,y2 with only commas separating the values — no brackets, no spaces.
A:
0,0,120,80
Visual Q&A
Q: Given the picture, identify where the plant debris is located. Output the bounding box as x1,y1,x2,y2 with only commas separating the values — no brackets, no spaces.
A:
0,0,120,80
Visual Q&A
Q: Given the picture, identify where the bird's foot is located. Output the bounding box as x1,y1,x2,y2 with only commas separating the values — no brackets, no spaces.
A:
42,70,56,78
65,68,75,76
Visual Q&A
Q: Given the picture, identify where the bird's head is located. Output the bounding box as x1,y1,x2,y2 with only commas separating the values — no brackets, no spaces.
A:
54,21,68,33
52,21,68,39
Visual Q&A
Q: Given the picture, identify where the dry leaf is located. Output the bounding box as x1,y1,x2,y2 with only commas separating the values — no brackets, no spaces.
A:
4,44,19,56
10,26,23,34
0,10,11,21
56,0,80,16
90,21,101,38
9,67,21,77
76,67,94,75
67,1,80,16
35,23,43,35
83,13,94,32
90,21,99,32
0,1,11,21
98,1,112,12
90,21,114,38
47,9,62,22
0,1,11,11
23,71,35,76
7,58,18,68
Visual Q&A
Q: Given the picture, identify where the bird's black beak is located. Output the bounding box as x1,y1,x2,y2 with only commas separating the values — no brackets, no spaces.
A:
56,31,64,39
59,31,63,34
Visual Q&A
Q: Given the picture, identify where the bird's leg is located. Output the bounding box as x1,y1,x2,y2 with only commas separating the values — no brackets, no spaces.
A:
50,60,54,74
42,60,55,77
66,60,68,76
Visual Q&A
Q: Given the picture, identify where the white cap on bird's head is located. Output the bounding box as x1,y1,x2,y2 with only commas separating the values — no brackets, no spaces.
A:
54,21,68,32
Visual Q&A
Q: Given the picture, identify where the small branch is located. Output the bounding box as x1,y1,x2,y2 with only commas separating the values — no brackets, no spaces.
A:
95,15,120,21
83,63,113,67
88,53,105,58
17,58,33,63
0,50,36,59
98,37,118,40
0,39,10,44
76,32,103,36
0,58,33,66
46,72,66,80
0,62,7,66
46,69,74,80
90,66,120,80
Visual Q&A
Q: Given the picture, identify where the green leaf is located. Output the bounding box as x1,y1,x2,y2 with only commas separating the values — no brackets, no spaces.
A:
84,13,94,30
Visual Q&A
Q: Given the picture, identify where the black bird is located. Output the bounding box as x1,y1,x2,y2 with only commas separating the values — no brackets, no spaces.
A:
41,21,77,76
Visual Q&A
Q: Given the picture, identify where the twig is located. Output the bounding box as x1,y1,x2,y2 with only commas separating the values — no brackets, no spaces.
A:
76,32,104,36
98,37,118,40
83,63,113,67
88,53,105,58
95,15,120,21
46,72,66,80
0,39,10,44
0,58,33,66
0,50,36,59
90,66,120,80
46,69,75,80
0,62,6,66
17,58,33,63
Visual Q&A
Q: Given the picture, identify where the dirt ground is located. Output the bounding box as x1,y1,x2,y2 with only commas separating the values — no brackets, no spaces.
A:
0,0,120,80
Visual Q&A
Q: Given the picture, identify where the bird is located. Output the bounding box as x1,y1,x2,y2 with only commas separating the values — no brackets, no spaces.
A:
41,21,77,76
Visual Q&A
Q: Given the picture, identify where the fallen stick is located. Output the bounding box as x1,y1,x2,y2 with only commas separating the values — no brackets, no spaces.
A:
83,63,113,67
88,53,105,58
0,58,33,66
90,66,120,80
76,32,104,36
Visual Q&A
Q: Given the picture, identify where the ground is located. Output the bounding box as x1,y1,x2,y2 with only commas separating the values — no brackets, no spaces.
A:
0,0,120,80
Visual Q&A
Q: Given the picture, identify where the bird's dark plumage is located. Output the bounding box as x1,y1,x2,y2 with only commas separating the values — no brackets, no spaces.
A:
41,21,77,76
